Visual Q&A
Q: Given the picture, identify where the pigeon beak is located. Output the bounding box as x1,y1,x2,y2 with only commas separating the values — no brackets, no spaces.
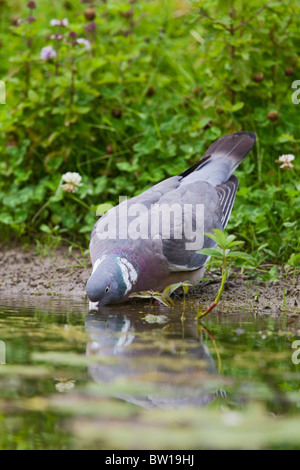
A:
88,300,100,311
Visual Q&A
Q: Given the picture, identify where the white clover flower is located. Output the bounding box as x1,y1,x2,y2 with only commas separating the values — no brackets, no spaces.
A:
50,18,69,27
62,172,82,193
40,46,57,60
62,172,82,185
62,183,78,193
276,154,295,169
76,38,92,50
55,379,75,393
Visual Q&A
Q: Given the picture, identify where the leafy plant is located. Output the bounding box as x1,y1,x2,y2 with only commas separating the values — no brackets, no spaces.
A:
130,281,193,314
197,229,254,319
0,0,298,272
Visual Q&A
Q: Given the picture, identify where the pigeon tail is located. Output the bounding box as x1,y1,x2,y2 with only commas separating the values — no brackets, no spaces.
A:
180,131,256,187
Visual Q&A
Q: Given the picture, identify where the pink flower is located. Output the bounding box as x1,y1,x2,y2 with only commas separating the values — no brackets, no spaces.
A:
85,21,96,32
50,18,69,27
27,1,36,8
76,38,91,50
50,34,64,40
40,46,57,60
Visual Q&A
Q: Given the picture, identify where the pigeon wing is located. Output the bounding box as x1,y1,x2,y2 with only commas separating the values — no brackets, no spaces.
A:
160,177,238,271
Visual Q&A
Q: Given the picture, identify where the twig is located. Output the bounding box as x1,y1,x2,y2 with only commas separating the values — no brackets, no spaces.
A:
233,2,269,31
199,9,231,32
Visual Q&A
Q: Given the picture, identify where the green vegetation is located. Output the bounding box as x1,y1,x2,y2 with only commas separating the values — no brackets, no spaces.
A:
197,229,253,318
0,0,299,270
130,280,192,307
130,280,192,321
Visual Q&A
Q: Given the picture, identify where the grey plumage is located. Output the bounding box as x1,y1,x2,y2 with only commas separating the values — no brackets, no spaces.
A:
86,131,256,306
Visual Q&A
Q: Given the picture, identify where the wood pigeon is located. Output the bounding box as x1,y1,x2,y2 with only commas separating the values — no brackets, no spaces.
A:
87,131,256,306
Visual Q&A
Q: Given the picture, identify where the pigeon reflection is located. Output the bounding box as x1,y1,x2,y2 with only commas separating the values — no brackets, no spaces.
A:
85,305,221,409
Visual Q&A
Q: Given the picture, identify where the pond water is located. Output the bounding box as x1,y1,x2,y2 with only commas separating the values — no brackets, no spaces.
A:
0,295,300,450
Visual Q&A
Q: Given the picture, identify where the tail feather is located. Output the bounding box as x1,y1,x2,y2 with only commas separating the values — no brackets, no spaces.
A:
180,131,256,186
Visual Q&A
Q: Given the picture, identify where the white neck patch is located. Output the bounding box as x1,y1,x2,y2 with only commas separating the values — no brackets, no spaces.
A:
116,257,138,295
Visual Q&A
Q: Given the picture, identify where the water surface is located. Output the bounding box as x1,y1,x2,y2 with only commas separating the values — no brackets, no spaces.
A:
0,295,299,450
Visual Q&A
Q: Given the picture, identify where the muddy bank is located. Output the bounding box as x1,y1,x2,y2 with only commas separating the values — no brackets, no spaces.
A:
0,246,299,313
191,275,299,315
0,246,91,299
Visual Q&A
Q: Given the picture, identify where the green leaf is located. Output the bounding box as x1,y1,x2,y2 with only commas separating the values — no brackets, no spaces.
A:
0,213,13,225
231,102,244,112
39,224,52,234
143,314,169,324
226,251,254,263
198,248,223,258
205,229,227,249
162,281,193,298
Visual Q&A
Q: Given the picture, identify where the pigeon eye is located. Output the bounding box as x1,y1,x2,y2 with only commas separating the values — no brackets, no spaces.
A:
105,286,110,293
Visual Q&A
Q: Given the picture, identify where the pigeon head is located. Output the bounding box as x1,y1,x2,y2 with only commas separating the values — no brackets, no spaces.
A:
86,254,138,306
